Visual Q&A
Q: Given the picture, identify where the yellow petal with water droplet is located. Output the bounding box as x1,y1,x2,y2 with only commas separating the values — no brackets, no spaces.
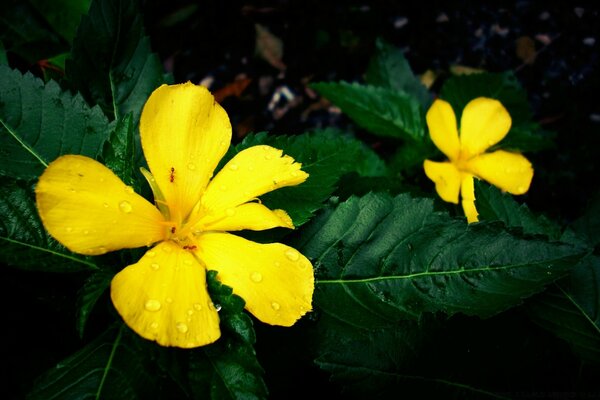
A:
459,97,512,158
35,155,166,255
198,145,308,215
194,232,313,326
426,99,460,161
466,150,533,195
111,242,220,348
140,83,232,225
196,202,294,232
423,160,461,204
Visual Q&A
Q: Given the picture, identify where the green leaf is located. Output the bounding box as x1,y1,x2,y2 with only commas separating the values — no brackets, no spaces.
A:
29,0,91,43
67,0,167,124
0,40,7,65
365,38,432,109
0,65,110,180
474,180,562,240
101,113,136,188
570,190,600,247
76,270,114,338
295,192,586,329
188,271,267,400
228,129,387,226
311,82,426,142
0,177,97,272
28,324,157,400
527,255,600,363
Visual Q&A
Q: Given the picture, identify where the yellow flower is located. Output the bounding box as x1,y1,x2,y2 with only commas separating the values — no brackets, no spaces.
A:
35,83,314,348
423,97,534,223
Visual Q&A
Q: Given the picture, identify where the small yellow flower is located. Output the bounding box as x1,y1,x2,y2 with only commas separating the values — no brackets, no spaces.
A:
35,83,314,348
423,97,534,222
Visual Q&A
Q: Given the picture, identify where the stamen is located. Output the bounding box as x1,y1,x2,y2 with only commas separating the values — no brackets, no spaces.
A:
170,167,175,183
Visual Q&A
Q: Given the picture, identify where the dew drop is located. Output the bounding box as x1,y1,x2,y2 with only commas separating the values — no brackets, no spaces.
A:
517,185,526,192
228,163,239,171
69,188,76,193
291,170,299,177
285,249,300,261
119,201,133,213
150,263,160,271
145,299,161,312
225,208,235,217
99,177,106,183
193,303,203,311
250,271,263,283
187,309,194,316
248,164,255,171
219,185,227,192
83,229,89,235
103,202,109,208
98,246,107,254
150,322,159,329
264,152,274,160
65,227,73,233
184,259,193,266
274,261,281,267
187,162,196,171
215,304,222,312
271,302,281,311
163,245,172,253
176,322,189,333
124,186,134,194
166,297,173,304
147,250,156,258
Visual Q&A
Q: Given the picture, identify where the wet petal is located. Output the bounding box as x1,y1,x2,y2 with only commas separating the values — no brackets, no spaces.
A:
195,232,313,327
460,173,479,223
111,241,220,348
140,83,232,224
460,97,511,158
197,202,293,232
423,160,461,204
35,155,166,255
199,145,308,214
467,150,533,195
426,99,460,160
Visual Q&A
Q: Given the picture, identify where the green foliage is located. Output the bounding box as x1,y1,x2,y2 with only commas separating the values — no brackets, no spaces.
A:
297,192,586,329
0,177,97,272
29,0,91,43
228,129,387,226
67,0,167,124
311,81,427,142
101,113,137,189
0,65,110,180
76,270,114,338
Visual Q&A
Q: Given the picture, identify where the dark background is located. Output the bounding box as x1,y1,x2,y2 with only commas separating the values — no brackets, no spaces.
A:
2,1,600,399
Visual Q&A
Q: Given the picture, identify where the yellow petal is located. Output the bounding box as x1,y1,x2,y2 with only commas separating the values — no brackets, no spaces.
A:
423,160,461,204
199,145,308,214
460,173,479,223
195,232,313,326
140,83,232,225
426,99,460,160
459,97,512,158
466,150,533,194
111,241,220,348
197,202,293,232
35,155,166,255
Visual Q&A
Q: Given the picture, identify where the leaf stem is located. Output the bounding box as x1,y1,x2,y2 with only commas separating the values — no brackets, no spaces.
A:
95,324,124,400
0,117,48,168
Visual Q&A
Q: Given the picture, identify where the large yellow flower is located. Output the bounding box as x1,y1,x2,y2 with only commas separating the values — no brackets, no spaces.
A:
35,83,314,348
423,97,533,223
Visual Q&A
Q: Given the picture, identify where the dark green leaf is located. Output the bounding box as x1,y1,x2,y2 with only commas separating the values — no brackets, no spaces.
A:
101,113,136,188
0,177,97,272
365,38,432,109
29,0,91,43
527,255,600,362
227,129,387,226
311,82,426,142
0,65,110,180
188,271,267,400
0,40,7,65
76,270,114,338
474,180,562,240
67,0,167,124
570,190,600,247
296,192,586,329
28,325,157,400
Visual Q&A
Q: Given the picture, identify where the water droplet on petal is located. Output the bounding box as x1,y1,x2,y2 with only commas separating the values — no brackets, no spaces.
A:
163,245,172,253
176,322,189,333
225,208,235,217
228,163,239,171
103,202,109,208
69,188,76,193
193,303,203,311
119,201,132,213
285,249,300,261
219,185,227,192
166,297,173,304
187,309,194,316
250,271,263,283
124,186,134,194
150,263,160,271
66,227,73,233
215,304,222,312
150,322,159,329
98,246,107,254
274,261,281,267
147,251,156,257
187,162,196,171
517,185,526,193
291,170,299,177
83,229,89,235
184,259,193,266
271,302,281,311
145,299,161,312
248,164,255,171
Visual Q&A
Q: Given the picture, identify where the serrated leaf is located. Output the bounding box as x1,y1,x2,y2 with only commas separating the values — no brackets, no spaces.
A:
28,325,157,400
0,177,97,272
0,65,111,180
29,0,91,43
365,38,432,109
67,0,167,124
76,270,114,338
226,129,386,226
311,82,426,142
101,113,137,188
474,180,562,240
527,255,600,362
188,271,267,400
295,192,586,329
